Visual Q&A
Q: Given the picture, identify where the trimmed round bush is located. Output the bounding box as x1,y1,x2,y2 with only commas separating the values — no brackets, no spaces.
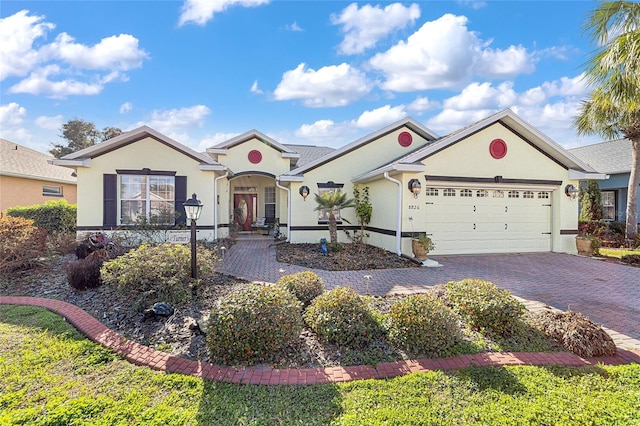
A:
206,284,303,364
277,270,325,306
445,279,525,334
387,295,460,358
304,286,381,347
100,243,217,308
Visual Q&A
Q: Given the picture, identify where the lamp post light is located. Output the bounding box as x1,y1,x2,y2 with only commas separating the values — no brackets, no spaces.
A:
183,193,203,279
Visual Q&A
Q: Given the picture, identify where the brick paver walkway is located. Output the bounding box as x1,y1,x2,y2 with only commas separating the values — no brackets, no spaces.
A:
2,237,639,385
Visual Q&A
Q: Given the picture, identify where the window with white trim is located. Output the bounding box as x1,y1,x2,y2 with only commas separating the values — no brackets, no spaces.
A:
508,190,520,198
523,191,534,199
264,186,276,218
443,188,456,197
602,191,616,221
120,175,175,224
537,192,549,199
43,185,62,197
425,187,439,196
476,189,488,197
460,189,473,197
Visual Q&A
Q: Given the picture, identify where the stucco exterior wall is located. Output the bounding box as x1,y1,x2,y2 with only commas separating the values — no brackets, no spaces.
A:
215,138,292,176
76,137,218,239
0,175,77,212
288,127,432,245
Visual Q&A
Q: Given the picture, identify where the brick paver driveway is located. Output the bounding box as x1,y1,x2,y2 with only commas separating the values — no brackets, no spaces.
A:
220,239,640,343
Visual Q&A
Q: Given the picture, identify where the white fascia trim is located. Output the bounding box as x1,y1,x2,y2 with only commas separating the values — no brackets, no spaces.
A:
206,148,227,155
51,158,91,167
0,171,76,184
278,174,304,182
568,170,610,180
282,152,300,159
353,163,425,183
199,164,228,172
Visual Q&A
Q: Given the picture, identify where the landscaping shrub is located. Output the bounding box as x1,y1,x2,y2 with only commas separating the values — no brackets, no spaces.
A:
66,249,109,290
100,243,217,308
277,270,325,306
304,286,381,347
206,284,303,364
445,279,525,334
387,294,460,358
528,311,616,357
0,216,47,273
620,254,640,266
47,231,77,255
6,199,76,234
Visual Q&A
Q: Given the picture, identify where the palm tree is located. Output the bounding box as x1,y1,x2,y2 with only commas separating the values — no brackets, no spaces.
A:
574,0,640,239
314,190,355,245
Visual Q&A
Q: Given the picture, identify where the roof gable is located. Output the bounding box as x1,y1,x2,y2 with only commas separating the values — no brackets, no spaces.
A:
56,126,221,168
0,138,76,184
208,130,300,165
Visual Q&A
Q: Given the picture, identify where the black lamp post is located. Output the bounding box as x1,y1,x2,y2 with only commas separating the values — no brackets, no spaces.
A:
183,193,203,279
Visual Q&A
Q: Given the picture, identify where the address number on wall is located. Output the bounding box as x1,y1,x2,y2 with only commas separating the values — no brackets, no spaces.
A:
408,205,420,210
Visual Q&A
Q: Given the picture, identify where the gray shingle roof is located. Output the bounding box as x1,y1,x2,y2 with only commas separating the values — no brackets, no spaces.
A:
569,139,632,174
283,144,335,167
0,138,77,183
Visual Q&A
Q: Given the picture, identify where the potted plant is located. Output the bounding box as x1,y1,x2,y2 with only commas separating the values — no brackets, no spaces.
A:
576,223,602,256
411,234,435,261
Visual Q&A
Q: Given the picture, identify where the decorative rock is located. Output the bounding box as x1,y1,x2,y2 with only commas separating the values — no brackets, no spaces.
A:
143,302,175,320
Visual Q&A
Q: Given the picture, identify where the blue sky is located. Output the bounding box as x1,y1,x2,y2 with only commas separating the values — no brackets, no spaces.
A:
1,0,605,155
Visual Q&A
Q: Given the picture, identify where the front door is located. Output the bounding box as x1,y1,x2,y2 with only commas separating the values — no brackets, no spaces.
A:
234,194,254,231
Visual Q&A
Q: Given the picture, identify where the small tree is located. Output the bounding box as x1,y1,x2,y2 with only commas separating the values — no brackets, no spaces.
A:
314,190,355,245
350,185,372,244
579,180,604,222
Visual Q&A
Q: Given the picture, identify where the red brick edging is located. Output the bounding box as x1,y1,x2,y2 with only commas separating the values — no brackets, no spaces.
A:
2,296,639,385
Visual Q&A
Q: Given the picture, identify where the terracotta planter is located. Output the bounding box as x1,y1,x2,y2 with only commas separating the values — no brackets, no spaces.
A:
576,236,593,256
411,239,428,261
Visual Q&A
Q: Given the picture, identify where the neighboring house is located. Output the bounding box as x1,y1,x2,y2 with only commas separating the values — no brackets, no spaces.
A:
0,138,77,213
53,109,604,256
570,139,638,224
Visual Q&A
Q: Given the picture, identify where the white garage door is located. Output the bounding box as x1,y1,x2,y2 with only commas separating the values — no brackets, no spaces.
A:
423,187,552,255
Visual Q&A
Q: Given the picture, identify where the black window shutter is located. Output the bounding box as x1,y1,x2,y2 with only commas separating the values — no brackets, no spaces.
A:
175,176,187,225
103,174,117,227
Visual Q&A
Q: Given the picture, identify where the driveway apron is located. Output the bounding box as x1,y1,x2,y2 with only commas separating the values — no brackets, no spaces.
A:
219,238,640,344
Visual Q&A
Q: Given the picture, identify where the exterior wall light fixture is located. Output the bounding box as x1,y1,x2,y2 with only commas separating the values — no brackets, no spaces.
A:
565,184,579,200
299,185,310,200
408,179,422,198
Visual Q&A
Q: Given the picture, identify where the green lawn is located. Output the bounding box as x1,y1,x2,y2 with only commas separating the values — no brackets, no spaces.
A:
1,305,639,425
599,247,640,258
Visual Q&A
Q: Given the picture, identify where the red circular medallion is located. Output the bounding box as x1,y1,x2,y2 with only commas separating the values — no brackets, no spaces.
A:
248,150,262,164
398,131,413,147
489,139,507,159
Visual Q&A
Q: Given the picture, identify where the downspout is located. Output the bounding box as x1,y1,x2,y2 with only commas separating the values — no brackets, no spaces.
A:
383,172,403,256
214,171,228,241
275,179,291,242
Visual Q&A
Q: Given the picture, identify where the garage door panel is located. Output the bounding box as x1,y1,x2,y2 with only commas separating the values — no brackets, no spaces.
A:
423,187,552,255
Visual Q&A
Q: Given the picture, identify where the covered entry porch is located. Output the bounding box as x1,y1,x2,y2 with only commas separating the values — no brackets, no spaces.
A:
228,172,286,237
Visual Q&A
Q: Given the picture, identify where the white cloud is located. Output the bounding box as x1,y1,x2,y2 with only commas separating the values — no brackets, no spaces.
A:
0,102,31,142
407,96,439,114
197,132,240,151
294,119,359,147
120,102,133,114
354,105,407,129
178,0,269,26
136,105,212,142
331,3,420,55
35,114,63,130
39,32,148,71
274,62,373,107
250,80,263,94
286,22,302,32
1,10,147,97
443,81,518,110
8,64,106,97
0,10,54,80
370,14,536,91
457,0,487,10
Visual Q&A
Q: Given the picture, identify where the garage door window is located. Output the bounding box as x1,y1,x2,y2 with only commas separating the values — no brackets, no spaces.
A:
476,189,488,197
508,191,520,198
425,188,438,196
460,189,473,197
538,192,549,199
444,188,456,197
523,191,534,198
493,190,504,198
